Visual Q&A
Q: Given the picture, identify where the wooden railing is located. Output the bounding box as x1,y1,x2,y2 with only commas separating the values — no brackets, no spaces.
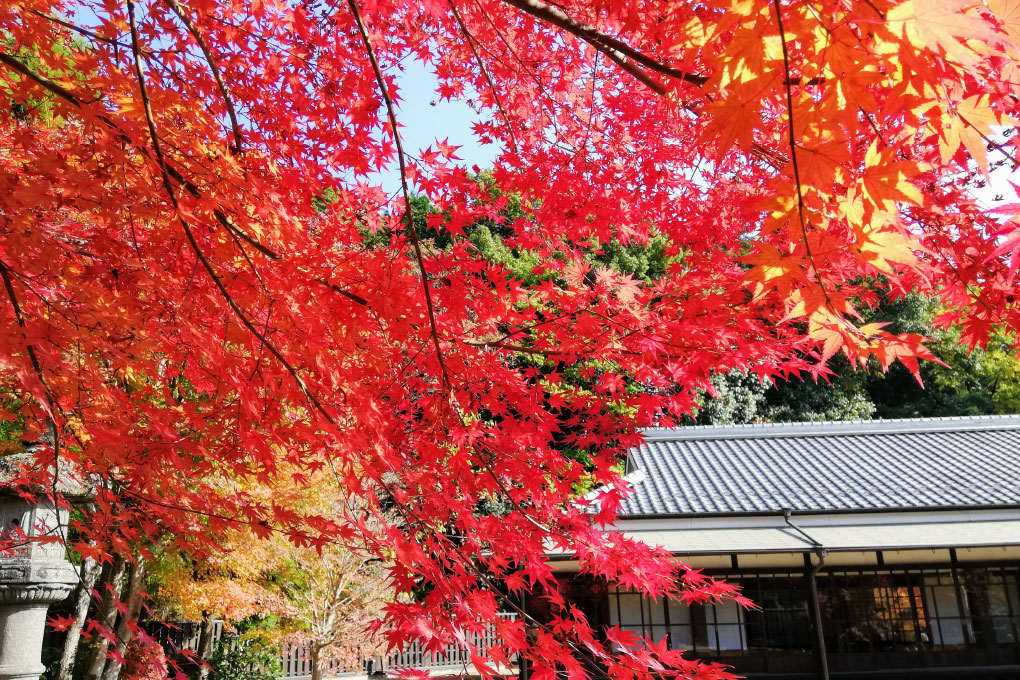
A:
143,613,519,678
383,613,515,672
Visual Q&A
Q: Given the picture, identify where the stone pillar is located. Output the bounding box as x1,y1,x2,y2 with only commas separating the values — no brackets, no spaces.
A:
0,495,77,680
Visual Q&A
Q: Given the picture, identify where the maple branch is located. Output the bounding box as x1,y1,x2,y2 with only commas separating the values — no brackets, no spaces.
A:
0,52,96,113
0,259,66,447
457,18,778,168
125,0,339,424
161,0,244,153
28,10,128,48
860,106,889,149
447,512,679,680
466,0,572,143
917,218,1002,321
463,340,567,356
211,215,371,305
600,47,669,96
348,0,453,393
374,339,431,401
500,0,707,87
464,336,726,359
0,261,57,410
118,488,328,544
345,465,622,680
220,216,273,297
976,128,1020,169
3,45,383,599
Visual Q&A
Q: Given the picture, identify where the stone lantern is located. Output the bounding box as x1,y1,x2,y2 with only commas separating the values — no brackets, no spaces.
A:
0,451,85,680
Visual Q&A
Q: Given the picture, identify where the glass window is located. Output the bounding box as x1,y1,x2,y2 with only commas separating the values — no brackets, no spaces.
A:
924,572,966,646
666,596,693,650
744,576,813,652
607,586,745,653
602,565,1020,665
818,571,931,653
961,568,1020,647
706,599,746,651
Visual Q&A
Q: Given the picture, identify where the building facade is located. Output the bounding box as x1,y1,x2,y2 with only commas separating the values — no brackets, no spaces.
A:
553,416,1020,679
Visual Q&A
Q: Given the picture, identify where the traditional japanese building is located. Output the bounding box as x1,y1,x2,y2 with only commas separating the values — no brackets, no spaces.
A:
552,415,1020,679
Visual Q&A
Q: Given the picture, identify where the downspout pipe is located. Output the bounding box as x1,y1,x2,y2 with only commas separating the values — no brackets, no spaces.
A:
783,509,830,680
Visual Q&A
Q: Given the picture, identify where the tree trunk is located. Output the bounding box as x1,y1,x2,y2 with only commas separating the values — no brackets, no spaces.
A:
56,556,100,680
310,643,323,680
195,612,216,680
84,555,127,680
100,558,146,680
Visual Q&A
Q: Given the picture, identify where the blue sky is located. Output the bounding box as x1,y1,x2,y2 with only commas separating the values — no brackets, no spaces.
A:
373,59,500,193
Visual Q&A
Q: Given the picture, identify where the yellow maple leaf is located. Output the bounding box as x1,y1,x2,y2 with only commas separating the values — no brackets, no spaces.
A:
743,246,803,289
859,141,927,210
957,94,1003,176
988,0,1020,52
886,0,993,65
855,226,921,274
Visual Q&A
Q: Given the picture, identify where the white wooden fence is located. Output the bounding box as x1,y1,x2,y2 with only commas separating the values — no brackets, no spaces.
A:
143,613,519,679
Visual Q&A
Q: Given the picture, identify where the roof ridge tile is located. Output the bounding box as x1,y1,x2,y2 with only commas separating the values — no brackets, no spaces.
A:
641,414,1020,442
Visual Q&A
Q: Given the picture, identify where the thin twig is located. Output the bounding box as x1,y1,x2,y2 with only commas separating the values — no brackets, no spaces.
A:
348,0,453,392
601,47,668,95
162,0,244,152
0,260,66,566
29,10,127,48
773,0,836,314
0,259,63,476
448,0,521,155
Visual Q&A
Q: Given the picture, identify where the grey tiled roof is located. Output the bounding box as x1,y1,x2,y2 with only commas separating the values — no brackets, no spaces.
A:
620,415,1020,516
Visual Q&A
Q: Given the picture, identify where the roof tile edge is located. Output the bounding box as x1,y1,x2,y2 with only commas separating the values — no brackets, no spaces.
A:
640,414,1020,442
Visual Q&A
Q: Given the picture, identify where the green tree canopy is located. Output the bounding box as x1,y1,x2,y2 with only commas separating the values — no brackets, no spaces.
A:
698,294,1020,424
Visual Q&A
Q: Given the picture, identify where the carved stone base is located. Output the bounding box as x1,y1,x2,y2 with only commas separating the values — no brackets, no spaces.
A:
0,583,74,680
